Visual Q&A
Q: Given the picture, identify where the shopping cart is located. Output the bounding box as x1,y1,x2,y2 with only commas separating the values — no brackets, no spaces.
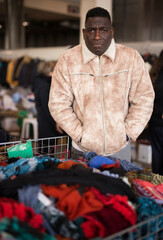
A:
0,135,70,160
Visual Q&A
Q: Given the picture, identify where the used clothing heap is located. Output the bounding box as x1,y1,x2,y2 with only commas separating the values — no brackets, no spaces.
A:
0,153,162,239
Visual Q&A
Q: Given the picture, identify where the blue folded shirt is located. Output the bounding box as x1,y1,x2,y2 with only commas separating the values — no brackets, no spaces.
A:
88,155,115,168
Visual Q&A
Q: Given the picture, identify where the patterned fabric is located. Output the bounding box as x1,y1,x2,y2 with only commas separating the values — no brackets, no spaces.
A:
135,197,163,240
0,217,54,240
151,173,163,185
136,196,163,222
41,184,104,221
125,168,153,195
18,185,80,239
133,179,163,204
0,197,44,231
118,159,143,172
0,156,60,180
81,189,136,238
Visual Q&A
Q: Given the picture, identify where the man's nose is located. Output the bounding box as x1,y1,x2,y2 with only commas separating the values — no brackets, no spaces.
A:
94,30,101,39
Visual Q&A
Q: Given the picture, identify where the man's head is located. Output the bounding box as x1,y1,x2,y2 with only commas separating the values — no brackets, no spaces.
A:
83,7,114,56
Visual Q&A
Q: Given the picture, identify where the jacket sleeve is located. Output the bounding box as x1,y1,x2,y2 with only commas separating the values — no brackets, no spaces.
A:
48,55,82,142
125,50,155,141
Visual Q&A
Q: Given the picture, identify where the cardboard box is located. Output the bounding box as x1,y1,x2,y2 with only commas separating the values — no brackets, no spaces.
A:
137,143,152,164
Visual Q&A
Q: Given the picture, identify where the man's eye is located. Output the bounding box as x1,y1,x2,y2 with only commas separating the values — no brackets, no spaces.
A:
100,29,107,32
87,29,94,33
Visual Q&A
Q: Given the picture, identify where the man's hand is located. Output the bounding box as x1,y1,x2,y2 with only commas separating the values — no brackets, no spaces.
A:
56,123,64,134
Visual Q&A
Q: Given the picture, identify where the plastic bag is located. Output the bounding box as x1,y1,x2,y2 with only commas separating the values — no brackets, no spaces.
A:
7,140,33,159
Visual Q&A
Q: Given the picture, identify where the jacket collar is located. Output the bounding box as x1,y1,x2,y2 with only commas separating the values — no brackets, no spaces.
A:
82,38,116,64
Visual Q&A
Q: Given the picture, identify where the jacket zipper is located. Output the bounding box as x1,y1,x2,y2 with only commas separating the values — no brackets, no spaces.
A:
99,57,106,155
104,70,128,77
71,73,94,76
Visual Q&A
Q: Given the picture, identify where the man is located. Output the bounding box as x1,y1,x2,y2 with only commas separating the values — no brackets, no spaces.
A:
48,7,154,161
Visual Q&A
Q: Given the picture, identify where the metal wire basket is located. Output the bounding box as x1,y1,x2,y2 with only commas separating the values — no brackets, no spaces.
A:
104,212,163,240
0,135,70,160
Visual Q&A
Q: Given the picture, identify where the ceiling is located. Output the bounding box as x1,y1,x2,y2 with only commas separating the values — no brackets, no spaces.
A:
24,7,79,22
0,0,80,23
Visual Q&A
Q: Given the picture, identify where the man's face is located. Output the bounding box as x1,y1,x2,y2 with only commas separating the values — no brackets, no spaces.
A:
83,17,113,56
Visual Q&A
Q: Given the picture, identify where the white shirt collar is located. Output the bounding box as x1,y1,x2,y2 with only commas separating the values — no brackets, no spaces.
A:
82,38,116,64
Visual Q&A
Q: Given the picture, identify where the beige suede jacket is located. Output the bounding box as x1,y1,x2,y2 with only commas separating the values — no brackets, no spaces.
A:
48,39,154,155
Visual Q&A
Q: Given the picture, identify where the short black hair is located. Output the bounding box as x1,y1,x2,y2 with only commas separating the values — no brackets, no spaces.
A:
85,7,111,25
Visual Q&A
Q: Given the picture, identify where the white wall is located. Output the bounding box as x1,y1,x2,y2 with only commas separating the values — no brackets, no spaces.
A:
0,46,70,61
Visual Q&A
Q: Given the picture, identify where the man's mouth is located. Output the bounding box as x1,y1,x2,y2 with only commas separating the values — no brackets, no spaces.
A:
93,44,102,47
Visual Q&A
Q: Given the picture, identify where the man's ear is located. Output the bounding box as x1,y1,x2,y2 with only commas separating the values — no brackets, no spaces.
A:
82,28,85,39
111,27,114,39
